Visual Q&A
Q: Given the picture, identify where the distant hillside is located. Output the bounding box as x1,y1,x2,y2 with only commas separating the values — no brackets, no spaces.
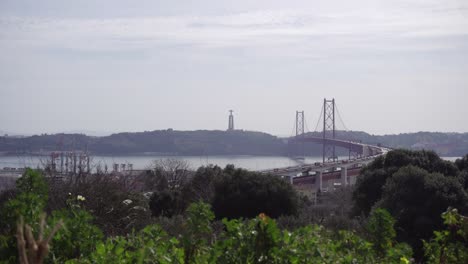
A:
0,130,286,156
0,130,467,157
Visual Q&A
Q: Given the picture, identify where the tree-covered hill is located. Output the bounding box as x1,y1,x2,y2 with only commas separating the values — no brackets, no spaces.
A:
1,129,468,156
0,130,287,156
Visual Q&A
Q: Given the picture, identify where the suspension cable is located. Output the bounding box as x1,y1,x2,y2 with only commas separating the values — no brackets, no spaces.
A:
290,114,297,137
313,105,324,132
304,118,310,134
335,104,349,132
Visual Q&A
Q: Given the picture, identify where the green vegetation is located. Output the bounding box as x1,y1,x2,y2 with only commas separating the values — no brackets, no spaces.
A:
1,151,468,263
147,163,299,220
366,208,397,256
212,165,299,219
0,169,411,263
352,150,468,260
423,208,468,263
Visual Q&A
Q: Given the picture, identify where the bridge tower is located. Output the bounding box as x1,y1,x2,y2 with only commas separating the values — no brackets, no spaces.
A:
228,110,234,131
322,98,336,163
295,111,305,136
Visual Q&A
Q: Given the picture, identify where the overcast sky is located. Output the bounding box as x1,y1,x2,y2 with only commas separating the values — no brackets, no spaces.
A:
1,0,467,136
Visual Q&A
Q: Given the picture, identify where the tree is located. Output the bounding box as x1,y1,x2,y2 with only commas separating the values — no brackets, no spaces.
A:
455,154,468,172
352,168,390,216
145,159,194,218
455,155,468,190
378,165,468,258
185,165,223,203
147,159,191,191
149,189,187,217
212,166,299,219
353,149,461,216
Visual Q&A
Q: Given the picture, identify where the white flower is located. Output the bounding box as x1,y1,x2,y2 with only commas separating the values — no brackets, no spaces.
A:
131,206,146,211
122,199,133,205
77,195,86,201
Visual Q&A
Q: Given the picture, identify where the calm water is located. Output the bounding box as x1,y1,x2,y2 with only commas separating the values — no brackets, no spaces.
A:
0,155,324,171
0,155,462,171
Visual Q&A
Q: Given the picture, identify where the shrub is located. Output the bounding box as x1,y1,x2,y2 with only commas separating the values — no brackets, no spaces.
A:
212,167,299,219
423,208,468,264
47,195,103,262
366,208,396,255
0,169,49,263
149,189,187,217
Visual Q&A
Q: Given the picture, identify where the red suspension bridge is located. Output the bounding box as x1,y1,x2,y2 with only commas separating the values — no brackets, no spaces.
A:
259,98,389,191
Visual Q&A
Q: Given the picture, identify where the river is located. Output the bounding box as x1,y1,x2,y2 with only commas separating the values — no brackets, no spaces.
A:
0,155,325,171
0,155,462,172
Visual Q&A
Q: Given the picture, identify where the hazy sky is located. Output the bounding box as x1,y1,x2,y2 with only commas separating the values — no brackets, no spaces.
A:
1,0,468,136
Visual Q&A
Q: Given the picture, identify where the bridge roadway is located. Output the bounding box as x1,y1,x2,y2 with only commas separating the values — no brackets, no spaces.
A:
259,154,380,177
259,138,389,190
290,136,386,158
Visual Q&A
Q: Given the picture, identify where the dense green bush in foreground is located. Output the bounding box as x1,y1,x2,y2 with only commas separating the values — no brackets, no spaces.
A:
353,150,468,259
1,157,468,263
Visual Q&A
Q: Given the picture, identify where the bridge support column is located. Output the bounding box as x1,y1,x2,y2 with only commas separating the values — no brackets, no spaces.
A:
315,171,322,192
340,167,348,186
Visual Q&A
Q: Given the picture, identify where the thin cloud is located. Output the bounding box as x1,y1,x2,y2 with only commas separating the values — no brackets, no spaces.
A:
1,2,467,55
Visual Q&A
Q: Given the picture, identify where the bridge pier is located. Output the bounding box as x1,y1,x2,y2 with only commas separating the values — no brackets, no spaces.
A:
315,171,322,191
340,167,348,186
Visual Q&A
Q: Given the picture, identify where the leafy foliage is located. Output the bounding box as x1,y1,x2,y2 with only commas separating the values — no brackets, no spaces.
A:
149,189,187,217
3,164,468,263
181,202,214,264
212,166,299,219
0,169,49,263
73,225,183,264
353,149,460,216
366,208,397,255
353,150,468,260
423,208,468,264
378,166,468,257
48,195,103,262
48,174,152,236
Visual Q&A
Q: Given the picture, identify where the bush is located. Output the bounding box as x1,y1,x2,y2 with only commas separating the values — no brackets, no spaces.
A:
47,195,103,262
423,208,468,263
378,166,468,258
366,208,396,255
353,149,461,216
48,174,152,236
0,169,49,263
212,166,299,219
149,189,187,217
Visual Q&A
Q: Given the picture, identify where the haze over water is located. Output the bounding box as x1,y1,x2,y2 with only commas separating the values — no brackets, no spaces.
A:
0,155,461,172
0,155,322,171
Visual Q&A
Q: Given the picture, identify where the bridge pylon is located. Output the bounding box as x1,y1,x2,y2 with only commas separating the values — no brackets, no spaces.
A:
322,98,336,163
295,111,305,137
294,110,306,159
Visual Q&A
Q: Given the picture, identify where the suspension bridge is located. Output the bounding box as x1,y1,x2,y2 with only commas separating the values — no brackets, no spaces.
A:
259,98,389,191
